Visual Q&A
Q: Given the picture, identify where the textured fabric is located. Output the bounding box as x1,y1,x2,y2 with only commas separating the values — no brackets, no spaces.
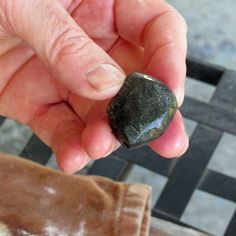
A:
0,153,151,236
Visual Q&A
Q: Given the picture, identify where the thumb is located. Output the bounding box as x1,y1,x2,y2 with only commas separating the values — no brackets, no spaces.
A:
2,0,125,100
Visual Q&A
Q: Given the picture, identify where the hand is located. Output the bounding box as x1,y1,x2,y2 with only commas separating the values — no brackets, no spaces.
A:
0,0,188,173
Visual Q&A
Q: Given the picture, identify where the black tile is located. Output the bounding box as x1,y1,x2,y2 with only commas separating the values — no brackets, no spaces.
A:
20,135,52,165
87,155,130,181
210,70,236,112
152,209,211,235
224,210,236,236
199,169,236,202
181,97,236,136
154,125,222,218
114,146,177,177
187,57,224,85
0,116,5,126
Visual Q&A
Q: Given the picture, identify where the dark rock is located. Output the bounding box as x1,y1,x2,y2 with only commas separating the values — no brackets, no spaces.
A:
107,72,178,148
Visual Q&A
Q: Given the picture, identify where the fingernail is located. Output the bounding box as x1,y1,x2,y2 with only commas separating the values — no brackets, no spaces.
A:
101,136,120,158
175,85,185,107
86,64,125,92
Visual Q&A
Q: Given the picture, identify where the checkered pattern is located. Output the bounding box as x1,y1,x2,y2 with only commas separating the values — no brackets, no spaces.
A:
0,58,236,236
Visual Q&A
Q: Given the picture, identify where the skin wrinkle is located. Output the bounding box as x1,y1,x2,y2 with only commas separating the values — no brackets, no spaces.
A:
28,102,85,148
68,94,96,123
47,29,92,67
146,46,186,106
143,12,187,59
0,57,36,123
140,10,172,47
107,36,121,54
140,9,187,77
115,0,163,46
144,41,176,71
72,0,118,50
0,44,34,95
0,2,90,124
0,37,22,55
108,38,145,74
0,0,15,34
0,61,54,125
63,0,82,12
28,103,58,134
1,0,37,37
51,131,85,170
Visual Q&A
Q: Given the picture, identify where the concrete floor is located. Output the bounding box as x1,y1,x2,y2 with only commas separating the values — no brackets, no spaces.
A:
168,0,236,70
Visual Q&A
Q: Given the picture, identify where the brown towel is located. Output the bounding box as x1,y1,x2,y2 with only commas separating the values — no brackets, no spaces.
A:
0,153,151,236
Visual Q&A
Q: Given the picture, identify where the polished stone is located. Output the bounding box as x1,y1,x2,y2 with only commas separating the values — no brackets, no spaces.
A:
107,72,178,148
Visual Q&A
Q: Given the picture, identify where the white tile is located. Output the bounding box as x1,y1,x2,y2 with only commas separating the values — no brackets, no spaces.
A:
125,165,168,207
181,190,235,236
185,77,216,102
208,133,236,178
168,0,236,70
0,119,32,155
183,118,197,138
46,154,59,170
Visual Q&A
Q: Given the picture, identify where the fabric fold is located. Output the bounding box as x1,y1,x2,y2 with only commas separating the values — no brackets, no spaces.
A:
0,153,151,236
118,184,151,236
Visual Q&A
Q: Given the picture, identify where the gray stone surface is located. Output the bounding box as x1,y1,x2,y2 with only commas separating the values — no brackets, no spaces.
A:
208,133,236,178
185,77,216,103
168,0,236,70
0,119,32,155
46,154,59,170
125,165,168,207
107,72,178,148
181,190,236,236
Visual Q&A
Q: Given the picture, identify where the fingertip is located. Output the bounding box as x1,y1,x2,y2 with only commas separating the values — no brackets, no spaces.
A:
157,130,188,158
149,111,189,158
81,116,116,160
55,135,90,174
175,131,189,157
56,59,126,101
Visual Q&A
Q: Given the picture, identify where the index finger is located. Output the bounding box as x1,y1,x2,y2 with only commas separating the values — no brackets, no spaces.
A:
115,0,187,105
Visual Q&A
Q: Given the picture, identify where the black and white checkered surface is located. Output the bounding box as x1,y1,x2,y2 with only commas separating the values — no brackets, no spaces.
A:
0,58,236,236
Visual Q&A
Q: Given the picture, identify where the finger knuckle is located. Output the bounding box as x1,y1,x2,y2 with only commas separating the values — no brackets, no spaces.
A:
0,0,15,32
48,28,93,66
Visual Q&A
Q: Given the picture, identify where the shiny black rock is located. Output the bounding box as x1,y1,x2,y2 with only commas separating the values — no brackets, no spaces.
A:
107,72,178,148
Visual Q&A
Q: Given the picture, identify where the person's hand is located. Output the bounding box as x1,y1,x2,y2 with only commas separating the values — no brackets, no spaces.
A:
0,0,188,173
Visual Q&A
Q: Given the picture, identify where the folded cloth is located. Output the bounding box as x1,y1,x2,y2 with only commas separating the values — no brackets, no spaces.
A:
0,153,151,236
